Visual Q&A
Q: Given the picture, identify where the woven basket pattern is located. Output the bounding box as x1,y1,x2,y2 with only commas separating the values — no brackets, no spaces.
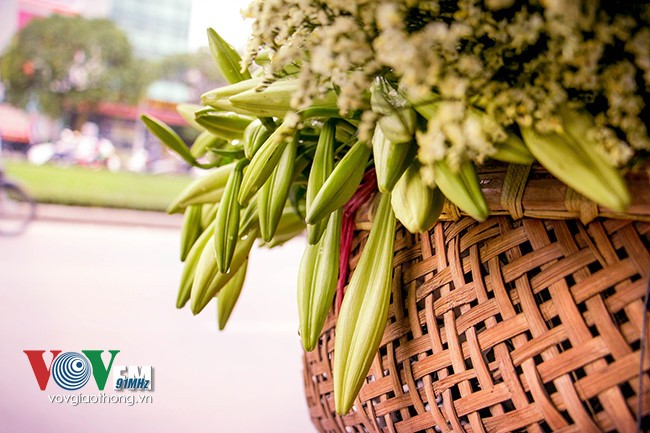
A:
441,165,650,224
303,215,650,433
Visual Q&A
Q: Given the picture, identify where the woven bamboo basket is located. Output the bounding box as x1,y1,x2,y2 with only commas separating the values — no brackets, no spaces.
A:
303,165,650,433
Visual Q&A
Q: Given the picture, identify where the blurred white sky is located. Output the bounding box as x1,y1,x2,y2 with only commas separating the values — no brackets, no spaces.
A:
189,0,253,51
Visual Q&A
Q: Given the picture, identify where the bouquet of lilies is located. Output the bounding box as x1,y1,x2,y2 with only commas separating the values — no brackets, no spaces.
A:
142,0,649,414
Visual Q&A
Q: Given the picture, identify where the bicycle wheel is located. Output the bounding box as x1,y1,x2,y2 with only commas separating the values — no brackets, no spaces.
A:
0,182,36,236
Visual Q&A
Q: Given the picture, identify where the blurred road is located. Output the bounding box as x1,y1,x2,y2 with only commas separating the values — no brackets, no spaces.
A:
0,216,315,433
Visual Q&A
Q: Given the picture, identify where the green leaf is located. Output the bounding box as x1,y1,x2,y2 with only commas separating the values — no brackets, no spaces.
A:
141,114,197,165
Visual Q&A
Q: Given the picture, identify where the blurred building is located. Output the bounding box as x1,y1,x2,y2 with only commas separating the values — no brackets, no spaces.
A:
104,0,194,168
0,1,20,53
1,0,191,59
0,0,111,52
110,0,193,60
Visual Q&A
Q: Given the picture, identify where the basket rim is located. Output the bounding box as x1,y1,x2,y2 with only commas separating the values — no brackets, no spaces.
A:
355,163,650,227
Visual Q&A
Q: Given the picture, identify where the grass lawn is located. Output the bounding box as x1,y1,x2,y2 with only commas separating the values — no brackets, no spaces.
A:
4,160,192,212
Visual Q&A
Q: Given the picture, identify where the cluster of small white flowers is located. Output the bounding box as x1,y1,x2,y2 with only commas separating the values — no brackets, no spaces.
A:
243,0,649,169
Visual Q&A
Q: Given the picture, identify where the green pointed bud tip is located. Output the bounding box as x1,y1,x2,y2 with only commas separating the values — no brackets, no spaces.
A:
214,159,248,273
217,259,248,330
207,28,251,84
258,136,297,242
238,123,295,207
298,209,342,352
372,125,416,193
305,139,371,225
333,193,396,414
391,161,444,233
243,119,273,160
201,78,262,107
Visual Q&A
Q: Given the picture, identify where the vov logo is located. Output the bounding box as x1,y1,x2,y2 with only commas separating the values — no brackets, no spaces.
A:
24,350,153,391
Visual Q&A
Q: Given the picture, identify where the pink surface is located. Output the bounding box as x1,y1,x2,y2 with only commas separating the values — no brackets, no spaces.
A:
0,220,314,433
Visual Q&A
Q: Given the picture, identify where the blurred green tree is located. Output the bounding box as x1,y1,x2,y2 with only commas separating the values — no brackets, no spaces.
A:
149,49,226,141
0,15,152,129
153,48,225,99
